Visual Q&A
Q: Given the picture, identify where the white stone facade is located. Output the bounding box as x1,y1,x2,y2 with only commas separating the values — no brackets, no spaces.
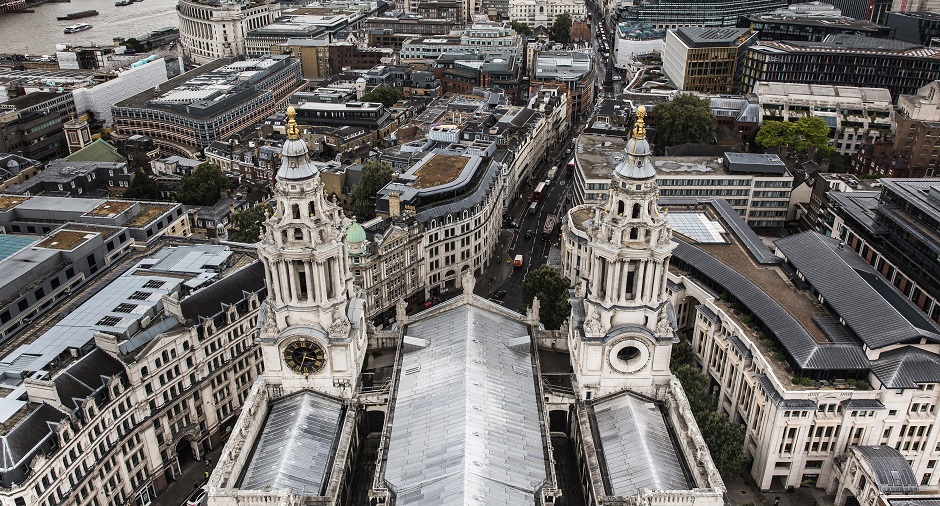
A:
177,0,282,65
754,82,894,155
508,0,586,28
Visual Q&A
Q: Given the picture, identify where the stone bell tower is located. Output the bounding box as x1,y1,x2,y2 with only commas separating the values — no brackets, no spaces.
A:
256,106,366,398
569,107,678,398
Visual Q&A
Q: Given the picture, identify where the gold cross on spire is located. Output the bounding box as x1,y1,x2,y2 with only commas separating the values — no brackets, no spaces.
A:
286,105,299,140
632,105,647,140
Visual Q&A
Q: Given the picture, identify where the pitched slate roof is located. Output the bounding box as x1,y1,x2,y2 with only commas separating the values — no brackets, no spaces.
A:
53,348,126,411
673,241,869,371
0,403,65,472
774,232,940,349
871,347,940,389
179,261,265,323
853,446,919,493
65,139,125,163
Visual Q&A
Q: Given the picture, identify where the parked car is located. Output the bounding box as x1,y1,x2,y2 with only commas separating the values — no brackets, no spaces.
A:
187,488,208,506
507,221,519,229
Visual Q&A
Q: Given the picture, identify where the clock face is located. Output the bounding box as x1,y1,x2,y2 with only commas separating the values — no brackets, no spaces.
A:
282,339,327,375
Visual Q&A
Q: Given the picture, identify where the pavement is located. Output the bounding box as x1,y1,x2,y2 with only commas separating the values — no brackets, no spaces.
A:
152,444,227,506
725,473,834,506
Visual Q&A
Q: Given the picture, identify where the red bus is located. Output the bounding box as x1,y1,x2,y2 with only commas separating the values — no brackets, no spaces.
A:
532,182,547,201
566,159,574,177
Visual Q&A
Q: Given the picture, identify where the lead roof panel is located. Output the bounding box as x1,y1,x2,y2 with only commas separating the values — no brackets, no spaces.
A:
385,305,547,505
592,393,689,496
241,391,344,495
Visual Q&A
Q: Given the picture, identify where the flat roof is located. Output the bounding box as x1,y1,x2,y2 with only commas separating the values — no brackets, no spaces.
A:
675,27,752,47
34,229,99,251
86,200,135,217
0,195,29,212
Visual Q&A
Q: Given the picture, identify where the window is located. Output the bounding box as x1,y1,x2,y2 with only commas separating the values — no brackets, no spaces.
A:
113,303,136,313
96,316,122,326
144,280,166,289
129,291,150,301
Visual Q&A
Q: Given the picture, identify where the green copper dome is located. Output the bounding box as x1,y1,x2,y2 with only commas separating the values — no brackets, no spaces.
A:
346,217,366,243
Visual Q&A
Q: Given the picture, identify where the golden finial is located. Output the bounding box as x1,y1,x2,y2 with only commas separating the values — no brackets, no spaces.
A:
632,105,647,140
286,105,299,140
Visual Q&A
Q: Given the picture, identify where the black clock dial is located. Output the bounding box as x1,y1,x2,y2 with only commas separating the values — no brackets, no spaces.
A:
282,339,327,374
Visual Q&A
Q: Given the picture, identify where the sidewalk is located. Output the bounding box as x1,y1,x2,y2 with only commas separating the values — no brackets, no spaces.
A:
152,444,227,506
725,473,834,506
477,229,516,296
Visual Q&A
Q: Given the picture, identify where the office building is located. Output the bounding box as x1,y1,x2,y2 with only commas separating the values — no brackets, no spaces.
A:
739,3,893,42
112,56,304,155
0,92,75,161
741,36,940,102
663,27,758,94
0,154,40,193
508,0,587,29
616,0,787,29
753,82,894,155
433,51,522,102
531,50,596,123
571,134,794,227
0,240,265,506
886,11,940,46
361,12,458,35
176,0,282,65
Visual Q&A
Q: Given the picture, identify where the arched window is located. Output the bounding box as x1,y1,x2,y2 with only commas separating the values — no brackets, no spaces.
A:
292,204,301,220
281,230,288,244
309,201,316,216
632,203,641,219
617,200,625,216
294,228,303,240
629,228,639,240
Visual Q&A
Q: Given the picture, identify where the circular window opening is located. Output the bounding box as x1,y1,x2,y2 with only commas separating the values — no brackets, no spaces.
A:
617,346,641,362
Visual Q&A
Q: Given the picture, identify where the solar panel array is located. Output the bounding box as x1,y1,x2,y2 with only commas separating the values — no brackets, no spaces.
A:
0,235,36,262
667,212,726,243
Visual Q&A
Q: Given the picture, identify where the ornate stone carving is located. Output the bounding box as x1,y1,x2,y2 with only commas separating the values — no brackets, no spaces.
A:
584,315,603,336
655,310,673,336
329,311,351,339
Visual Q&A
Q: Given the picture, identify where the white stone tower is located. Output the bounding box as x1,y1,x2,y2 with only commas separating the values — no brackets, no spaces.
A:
256,106,367,399
569,107,678,398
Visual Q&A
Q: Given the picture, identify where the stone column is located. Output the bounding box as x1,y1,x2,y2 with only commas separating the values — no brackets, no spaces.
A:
278,261,290,304
305,262,315,303
317,263,329,302
288,261,299,305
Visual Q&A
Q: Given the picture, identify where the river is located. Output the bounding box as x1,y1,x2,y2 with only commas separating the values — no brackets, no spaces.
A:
0,0,178,55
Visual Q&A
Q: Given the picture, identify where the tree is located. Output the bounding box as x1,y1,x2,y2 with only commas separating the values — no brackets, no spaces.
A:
550,13,572,44
754,120,793,150
669,335,748,479
123,37,145,53
756,116,831,153
228,203,268,243
360,85,401,108
175,162,232,206
349,160,394,220
510,20,533,37
649,94,716,154
123,169,160,201
522,265,572,330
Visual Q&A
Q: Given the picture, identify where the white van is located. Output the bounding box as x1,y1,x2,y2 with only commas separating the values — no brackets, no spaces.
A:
529,202,538,214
